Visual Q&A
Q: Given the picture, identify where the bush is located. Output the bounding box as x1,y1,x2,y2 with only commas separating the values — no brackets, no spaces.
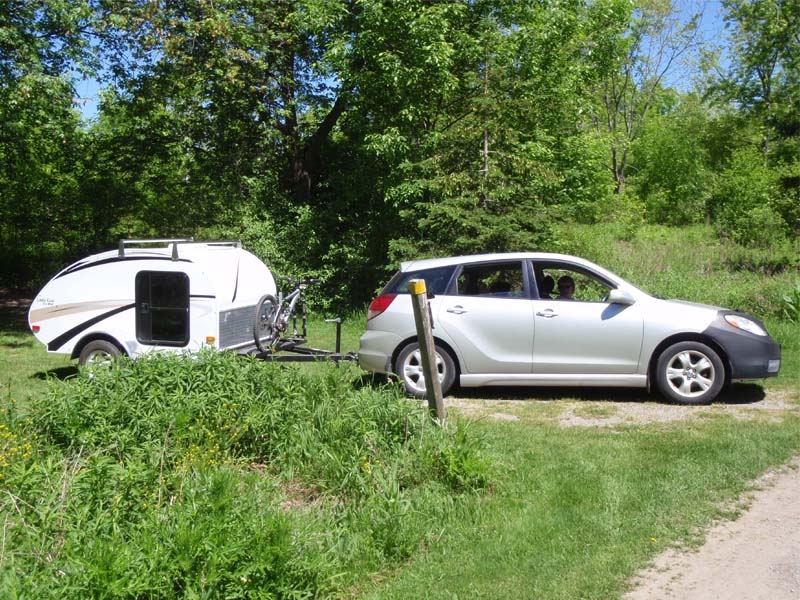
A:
2,352,492,598
711,148,790,248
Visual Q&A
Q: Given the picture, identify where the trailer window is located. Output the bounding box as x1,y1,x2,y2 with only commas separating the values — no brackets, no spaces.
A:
135,271,190,346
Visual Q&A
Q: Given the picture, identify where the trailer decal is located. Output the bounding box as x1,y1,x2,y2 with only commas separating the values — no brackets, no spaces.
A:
47,303,135,352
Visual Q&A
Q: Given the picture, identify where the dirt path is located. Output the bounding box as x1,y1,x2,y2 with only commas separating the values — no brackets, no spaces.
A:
624,456,800,600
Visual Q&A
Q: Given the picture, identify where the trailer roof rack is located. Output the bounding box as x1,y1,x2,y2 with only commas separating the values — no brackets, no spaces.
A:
118,238,242,260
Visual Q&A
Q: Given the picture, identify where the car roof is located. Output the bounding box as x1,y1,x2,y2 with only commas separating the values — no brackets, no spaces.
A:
399,252,600,272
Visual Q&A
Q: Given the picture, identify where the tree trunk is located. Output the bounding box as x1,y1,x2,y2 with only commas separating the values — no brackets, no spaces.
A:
289,94,348,204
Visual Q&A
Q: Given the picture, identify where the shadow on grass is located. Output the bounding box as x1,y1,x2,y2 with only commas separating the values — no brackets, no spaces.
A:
32,365,79,382
454,386,652,403
354,374,768,406
455,384,768,405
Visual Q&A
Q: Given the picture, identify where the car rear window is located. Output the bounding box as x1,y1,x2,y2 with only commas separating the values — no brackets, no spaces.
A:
383,265,456,295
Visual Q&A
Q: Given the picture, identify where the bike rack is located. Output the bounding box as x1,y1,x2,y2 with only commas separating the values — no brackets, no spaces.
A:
252,317,358,363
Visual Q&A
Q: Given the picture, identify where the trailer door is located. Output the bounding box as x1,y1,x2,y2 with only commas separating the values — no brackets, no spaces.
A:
135,271,190,346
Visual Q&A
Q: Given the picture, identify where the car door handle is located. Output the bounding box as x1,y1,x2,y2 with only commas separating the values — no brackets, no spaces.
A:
536,309,558,318
447,305,468,315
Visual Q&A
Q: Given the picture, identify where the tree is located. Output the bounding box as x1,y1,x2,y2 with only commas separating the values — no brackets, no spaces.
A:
0,0,97,289
629,93,711,225
597,0,701,194
718,0,799,232
378,0,630,259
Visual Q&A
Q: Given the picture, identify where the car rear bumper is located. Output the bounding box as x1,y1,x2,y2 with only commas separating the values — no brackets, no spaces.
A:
358,329,402,373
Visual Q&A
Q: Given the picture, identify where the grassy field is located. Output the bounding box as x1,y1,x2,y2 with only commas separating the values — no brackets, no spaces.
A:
2,224,799,599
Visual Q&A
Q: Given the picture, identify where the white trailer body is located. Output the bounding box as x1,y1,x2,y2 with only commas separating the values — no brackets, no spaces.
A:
28,239,276,364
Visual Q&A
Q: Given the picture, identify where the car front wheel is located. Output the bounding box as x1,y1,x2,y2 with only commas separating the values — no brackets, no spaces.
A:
394,342,456,398
655,341,725,405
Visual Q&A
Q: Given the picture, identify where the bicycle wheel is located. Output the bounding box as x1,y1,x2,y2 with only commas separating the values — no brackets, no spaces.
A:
253,293,279,352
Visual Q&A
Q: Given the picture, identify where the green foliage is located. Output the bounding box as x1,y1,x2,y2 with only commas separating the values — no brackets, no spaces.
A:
631,98,711,225
782,281,800,322
382,0,630,260
0,73,87,290
710,147,790,247
1,0,799,313
717,0,800,216
1,351,491,598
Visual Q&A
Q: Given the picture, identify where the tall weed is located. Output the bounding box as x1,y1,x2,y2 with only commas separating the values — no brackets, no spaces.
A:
782,280,800,322
1,351,491,598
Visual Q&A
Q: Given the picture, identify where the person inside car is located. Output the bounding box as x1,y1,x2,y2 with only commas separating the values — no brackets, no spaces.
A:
539,274,555,299
556,275,575,300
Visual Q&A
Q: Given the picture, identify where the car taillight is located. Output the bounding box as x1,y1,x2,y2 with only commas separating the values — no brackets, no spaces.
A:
367,294,397,320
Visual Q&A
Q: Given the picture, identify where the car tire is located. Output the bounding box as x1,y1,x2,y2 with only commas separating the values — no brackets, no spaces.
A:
394,342,456,398
79,340,122,368
655,341,725,405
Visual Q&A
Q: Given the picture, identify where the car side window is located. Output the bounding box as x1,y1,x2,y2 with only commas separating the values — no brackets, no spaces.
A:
536,265,613,302
455,262,525,298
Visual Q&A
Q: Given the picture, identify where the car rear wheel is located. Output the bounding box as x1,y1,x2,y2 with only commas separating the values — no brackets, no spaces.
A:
79,340,122,368
394,342,456,398
655,341,725,405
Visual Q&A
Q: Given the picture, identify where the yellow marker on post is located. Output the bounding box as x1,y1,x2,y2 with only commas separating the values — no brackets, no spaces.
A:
409,279,427,296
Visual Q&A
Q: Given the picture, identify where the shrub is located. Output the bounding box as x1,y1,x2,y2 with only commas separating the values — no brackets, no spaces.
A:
711,147,789,248
2,351,492,598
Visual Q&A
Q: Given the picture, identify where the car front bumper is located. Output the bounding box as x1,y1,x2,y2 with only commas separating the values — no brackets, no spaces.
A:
707,318,781,380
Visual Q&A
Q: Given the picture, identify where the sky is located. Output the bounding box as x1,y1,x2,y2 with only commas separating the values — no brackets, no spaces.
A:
75,78,101,121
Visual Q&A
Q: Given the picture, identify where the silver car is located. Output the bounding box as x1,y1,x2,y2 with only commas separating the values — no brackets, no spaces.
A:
358,253,781,405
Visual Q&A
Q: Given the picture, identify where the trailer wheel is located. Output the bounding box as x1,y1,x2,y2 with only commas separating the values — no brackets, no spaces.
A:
79,340,122,368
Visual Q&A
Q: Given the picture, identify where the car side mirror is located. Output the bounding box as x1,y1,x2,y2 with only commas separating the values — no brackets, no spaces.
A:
607,289,635,305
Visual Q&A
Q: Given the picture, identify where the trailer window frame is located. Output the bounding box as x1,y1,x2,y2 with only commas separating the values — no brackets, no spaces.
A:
135,270,190,346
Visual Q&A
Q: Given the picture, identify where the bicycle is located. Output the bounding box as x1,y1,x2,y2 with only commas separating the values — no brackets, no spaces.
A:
253,276,319,353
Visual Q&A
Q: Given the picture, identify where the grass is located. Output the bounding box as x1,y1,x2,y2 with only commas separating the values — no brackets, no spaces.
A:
0,317,73,408
362,413,800,599
2,223,799,598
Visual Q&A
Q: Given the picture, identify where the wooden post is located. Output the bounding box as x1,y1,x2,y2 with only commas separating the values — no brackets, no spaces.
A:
408,279,445,422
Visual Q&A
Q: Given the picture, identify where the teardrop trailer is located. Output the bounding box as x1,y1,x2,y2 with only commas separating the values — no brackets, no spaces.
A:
28,239,355,366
